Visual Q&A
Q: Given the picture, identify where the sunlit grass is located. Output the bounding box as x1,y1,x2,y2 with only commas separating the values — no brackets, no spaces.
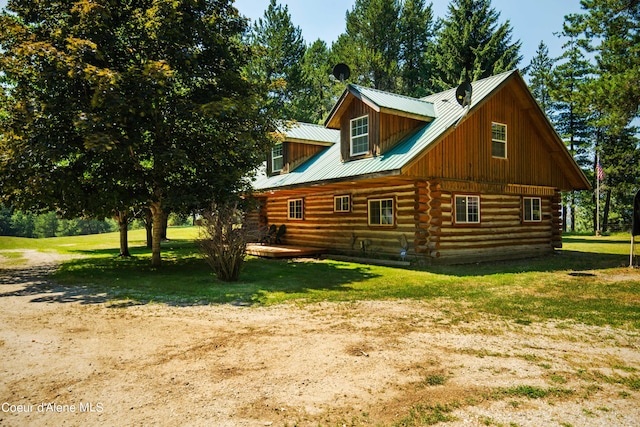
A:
1,229,639,328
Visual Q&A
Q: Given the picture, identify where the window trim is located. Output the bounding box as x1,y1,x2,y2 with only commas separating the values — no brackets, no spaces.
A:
491,122,507,159
288,198,304,220
368,197,395,227
334,195,351,213
271,143,284,172
454,194,481,225
523,197,542,223
350,115,369,157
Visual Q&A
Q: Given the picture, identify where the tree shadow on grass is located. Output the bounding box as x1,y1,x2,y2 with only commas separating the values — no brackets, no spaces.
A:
0,254,381,307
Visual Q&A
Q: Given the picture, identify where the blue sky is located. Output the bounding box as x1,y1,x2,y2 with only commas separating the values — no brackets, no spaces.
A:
0,0,584,69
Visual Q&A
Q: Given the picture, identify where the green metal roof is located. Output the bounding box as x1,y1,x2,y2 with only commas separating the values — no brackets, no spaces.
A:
350,84,436,119
254,70,517,191
279,122,339,145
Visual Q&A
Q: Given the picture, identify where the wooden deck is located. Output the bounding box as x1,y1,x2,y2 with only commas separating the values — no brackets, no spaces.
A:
246,243,326,259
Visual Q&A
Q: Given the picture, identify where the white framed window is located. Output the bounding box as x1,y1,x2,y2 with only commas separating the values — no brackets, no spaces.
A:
523,197,542,222
368,198,394,226
491,122,507,159
271,143,283,172
350,115,369,156
288,199,303,220
334,195,351,213
455,195,480,224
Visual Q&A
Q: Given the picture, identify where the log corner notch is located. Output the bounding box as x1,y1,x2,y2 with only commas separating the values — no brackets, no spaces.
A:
414,180,442,259
551,190,563,249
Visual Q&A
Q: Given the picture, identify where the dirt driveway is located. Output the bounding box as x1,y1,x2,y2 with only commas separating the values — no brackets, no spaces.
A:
0,252,638,426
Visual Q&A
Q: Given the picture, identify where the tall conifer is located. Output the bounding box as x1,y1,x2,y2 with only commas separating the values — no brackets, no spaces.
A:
431,0,521,90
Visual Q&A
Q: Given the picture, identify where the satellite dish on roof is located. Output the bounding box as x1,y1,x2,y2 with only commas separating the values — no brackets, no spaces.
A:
332,63,351,82
455,80,472,107
454,80,473,128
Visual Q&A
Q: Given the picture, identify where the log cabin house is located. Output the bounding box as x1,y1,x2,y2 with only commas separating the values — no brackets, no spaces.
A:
251,70,591,264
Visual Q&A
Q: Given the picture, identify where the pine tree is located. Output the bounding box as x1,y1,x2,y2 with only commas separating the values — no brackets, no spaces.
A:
526,41,556,118
564,0,639,132
246,0,307,120
300,39,342,124
549,35,594,232
431,0,522,90
398,0,436,97
343,0,401,91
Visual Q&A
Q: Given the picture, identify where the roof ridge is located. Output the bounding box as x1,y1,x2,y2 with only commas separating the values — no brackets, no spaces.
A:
350,84,432,104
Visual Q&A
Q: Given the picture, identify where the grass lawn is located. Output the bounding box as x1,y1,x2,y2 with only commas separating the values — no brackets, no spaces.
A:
1,228,639,329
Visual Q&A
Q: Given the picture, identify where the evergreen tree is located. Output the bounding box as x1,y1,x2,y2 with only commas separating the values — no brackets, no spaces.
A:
564,0,639,132
431,0,522,90
526,41,556,118
398,0,436,97
343,0,401,91
300,39,342,124
549,35,594,232
246,0,308,120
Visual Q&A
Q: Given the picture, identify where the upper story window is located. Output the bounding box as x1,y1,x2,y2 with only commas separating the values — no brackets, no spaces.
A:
455,195,480,224
271,143,284,172
350,115,369,156
334,195,351,213
491,122,507,159
368,198,394,226
523,197,542,222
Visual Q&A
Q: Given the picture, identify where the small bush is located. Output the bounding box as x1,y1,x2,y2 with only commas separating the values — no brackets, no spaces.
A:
198,203,254,282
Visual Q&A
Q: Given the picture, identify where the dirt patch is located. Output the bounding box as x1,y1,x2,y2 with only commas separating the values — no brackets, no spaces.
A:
0,252,639,426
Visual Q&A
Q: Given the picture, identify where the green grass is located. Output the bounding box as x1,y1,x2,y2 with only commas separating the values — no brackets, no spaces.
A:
1,229,639,329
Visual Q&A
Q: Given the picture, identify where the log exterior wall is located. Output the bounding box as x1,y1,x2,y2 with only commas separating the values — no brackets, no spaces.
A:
257,178,561,263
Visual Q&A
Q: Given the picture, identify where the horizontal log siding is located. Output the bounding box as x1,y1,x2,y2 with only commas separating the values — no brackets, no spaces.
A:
426,187,556,262
262,183,418,257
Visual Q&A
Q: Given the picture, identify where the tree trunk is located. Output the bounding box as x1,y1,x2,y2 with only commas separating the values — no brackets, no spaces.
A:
602,190,611,233
144,209,153,249
150,201,164,267
114,210,131,257
161,211,169,241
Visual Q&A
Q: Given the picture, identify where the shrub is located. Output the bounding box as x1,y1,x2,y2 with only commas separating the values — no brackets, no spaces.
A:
197,203,254,282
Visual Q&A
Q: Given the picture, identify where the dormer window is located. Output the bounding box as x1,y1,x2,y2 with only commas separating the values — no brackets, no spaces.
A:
271,143,283,172
350,115,369,156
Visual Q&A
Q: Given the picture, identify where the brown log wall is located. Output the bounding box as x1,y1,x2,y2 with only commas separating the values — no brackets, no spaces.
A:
259,179,560,263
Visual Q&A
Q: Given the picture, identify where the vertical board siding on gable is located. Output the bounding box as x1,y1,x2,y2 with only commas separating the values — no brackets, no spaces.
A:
287,142,325,172
341,101,378,162
406,85,568,190
378,113,424,155
262,182,418,256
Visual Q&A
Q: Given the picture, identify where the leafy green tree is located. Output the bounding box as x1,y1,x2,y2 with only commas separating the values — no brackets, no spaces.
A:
526,41,556,118
431,0,521,90
0,0,273,266
34,211,58,238
246,0,308,120
398,0,436,97
343,0,401,91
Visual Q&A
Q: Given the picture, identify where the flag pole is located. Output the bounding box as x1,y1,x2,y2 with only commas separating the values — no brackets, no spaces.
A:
596,154,600,236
